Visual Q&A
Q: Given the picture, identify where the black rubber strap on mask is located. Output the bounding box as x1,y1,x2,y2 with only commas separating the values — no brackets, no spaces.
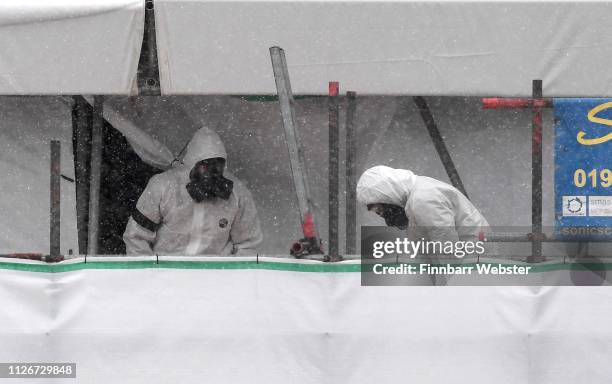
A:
131,208,161,232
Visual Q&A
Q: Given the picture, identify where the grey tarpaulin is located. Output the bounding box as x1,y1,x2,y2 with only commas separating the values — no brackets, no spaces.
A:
155,0,612,96
0,0,143,95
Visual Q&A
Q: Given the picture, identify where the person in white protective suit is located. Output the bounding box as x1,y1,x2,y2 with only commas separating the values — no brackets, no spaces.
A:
123,127,262,256
357,166,489,244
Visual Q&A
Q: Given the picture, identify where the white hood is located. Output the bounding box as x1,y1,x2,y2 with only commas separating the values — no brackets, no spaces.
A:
182,127,227,167
356,166,416,207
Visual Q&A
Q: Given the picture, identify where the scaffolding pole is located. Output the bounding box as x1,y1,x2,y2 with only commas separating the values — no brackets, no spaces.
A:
530,80,544,262
328,82,340,261
481,80,548,262
50,140,61,258
72,96,92,255
345,91,357,255
87,96,104,255
413,96,469,199
269,47,322,257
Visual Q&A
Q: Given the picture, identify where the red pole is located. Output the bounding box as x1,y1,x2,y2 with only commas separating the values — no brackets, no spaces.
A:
328,81,340,262
329,82,339,97
483,97,552,109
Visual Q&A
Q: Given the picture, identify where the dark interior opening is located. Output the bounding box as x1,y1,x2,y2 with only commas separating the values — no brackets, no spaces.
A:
73,98,161,255
99,125,161,254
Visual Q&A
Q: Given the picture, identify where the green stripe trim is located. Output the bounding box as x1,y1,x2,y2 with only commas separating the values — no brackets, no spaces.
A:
232,95,321,102
1,259,612,274
0,260,361,273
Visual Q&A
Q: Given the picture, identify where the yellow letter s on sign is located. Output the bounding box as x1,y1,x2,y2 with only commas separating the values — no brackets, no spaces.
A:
577,102,612,145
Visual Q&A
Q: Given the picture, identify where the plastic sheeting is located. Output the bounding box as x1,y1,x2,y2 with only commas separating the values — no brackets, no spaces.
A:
84,96,176,170
0,97,78,255
1,257,612,383
155,1,612,96
0,0,144,95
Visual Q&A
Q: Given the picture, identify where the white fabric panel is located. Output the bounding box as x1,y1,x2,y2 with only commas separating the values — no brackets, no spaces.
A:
83,96,176,170
0,1,144,95
156,1,612,96
0,97,78,255
1,261,612,383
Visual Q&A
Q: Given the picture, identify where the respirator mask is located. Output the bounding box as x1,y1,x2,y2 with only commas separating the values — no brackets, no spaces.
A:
186,158,233,202
368,203,409,230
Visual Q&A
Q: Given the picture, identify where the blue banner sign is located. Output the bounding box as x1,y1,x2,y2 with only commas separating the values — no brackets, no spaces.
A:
554,98,612,240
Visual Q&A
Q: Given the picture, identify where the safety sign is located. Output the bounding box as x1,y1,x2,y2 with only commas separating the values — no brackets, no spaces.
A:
554,99,612,240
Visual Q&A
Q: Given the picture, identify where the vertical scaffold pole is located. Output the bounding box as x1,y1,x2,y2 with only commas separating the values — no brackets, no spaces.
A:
72,96,92,255
328,82,340,261
530,80,543,262
87,96,104,255
50,141,61,258
345,91,357,255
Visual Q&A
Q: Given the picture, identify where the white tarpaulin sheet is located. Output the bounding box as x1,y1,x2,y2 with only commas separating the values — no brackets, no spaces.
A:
156,1,612,96
1,257,612,383
0,97,78,255
0,0,144,95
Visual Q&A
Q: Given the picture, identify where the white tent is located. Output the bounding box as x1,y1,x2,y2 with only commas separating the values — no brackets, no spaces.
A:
0,2,611,384
4,1,612,96
154,0,612,96
0,0,143,95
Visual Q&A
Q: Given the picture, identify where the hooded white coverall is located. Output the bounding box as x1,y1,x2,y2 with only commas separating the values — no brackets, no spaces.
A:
123,128,263,256
357,166,489,243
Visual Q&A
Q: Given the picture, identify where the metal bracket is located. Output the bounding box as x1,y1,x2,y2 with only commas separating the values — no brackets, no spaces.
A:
137,0,161,95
